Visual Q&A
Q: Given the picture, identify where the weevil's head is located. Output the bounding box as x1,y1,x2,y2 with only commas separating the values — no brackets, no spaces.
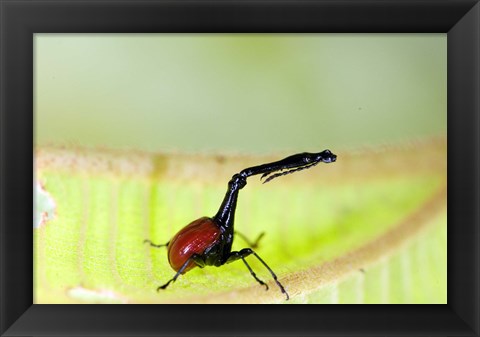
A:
318,149,337,163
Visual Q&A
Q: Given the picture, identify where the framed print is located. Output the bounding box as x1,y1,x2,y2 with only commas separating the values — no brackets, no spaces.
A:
1,0,479,336
32,33,447,306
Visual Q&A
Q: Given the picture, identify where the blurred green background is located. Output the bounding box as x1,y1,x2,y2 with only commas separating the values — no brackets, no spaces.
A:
34,34,446,153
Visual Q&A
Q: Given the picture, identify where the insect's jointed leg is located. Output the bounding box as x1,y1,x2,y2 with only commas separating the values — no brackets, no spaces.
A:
144,239,169,248
226,248,289,300
226,248,268,290
251,251,289,300
234,231,265,249
157,254,205,291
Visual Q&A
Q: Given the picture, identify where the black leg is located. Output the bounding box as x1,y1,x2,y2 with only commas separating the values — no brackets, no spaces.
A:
234,231,265,249
144,239,169,248
252,250,289,300
157,254,204,291
226,248,289,300
226,249,268,290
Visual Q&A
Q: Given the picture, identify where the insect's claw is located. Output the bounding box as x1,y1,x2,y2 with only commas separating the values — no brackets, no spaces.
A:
157,280,173,291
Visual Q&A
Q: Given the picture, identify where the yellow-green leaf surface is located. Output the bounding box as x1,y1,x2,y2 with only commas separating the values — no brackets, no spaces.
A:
34,138,446,304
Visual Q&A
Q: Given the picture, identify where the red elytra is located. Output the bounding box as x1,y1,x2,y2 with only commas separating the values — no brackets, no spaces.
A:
167,217,221,273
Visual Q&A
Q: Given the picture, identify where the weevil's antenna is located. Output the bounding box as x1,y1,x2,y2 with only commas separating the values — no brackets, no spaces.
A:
260,161,320,184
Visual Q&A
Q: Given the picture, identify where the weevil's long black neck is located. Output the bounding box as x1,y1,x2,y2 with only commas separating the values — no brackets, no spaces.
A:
213,173,246,232
212,150,337,232
239,154,309,178
239,151,335,178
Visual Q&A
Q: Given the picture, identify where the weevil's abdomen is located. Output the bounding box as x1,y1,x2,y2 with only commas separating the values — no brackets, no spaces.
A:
167,217,221,273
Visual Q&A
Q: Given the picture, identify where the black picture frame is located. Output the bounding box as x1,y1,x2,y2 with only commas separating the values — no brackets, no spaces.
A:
1,0,478,336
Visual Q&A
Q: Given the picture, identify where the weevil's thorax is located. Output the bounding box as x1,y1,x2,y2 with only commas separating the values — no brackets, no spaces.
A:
217,227,235,265
203,228,234,267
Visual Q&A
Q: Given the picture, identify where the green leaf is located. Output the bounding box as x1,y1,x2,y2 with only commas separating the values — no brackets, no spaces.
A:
34,138,446,303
